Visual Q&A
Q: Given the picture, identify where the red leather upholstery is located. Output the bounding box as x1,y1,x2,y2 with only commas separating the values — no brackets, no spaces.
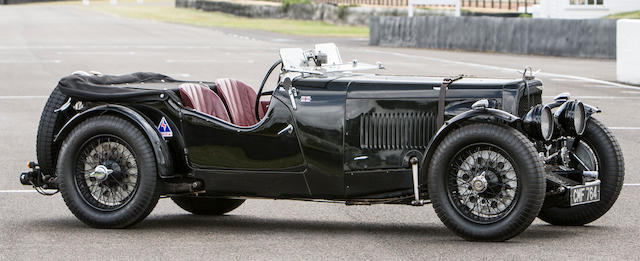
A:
179,83,230,122
215,78,265,126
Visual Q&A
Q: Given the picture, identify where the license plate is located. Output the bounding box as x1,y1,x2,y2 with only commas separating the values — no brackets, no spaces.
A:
569,182,600,206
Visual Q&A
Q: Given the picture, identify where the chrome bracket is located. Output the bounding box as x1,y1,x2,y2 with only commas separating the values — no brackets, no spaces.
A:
54,97,72,113
277,124,294,135
288,87,298,110
410,157,428,206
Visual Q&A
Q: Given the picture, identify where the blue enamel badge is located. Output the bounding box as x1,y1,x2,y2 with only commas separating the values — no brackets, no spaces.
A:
157,117,173,138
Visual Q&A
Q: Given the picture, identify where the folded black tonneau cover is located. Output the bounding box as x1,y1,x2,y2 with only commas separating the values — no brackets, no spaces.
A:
57,72,213,102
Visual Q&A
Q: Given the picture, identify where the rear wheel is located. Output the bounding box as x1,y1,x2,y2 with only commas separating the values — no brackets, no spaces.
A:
428,123,545,241
171,196,245,215
538,118,625,225
57,115,160,228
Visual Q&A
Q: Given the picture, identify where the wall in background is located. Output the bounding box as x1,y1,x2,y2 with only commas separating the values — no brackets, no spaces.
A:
370,16,616,59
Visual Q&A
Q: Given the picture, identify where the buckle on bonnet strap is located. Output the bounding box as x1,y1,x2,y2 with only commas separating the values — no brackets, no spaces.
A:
436,74,464,127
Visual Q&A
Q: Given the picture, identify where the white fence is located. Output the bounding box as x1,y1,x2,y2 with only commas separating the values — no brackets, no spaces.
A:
408,0,460,17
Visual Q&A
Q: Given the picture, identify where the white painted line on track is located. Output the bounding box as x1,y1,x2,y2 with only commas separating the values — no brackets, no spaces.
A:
165,59,225,63
0,60,62,64
360,49,640,91
609,127,640,130
549,78,587,82
56,51,136,55
0,96,48,100
0,45,270,51
165,59,256,64
542,96,640,100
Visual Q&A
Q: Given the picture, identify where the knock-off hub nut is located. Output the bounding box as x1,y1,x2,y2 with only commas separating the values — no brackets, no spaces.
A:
471,175,488,193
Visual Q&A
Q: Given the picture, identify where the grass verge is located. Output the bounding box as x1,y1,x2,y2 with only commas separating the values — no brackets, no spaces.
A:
88,4,369,38
605,10,640,19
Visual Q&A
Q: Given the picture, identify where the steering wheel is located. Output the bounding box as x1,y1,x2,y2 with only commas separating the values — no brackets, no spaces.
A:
255,59,283,122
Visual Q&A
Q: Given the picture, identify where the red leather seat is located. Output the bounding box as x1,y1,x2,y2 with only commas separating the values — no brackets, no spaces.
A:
215,78,265,126
179,83,230,122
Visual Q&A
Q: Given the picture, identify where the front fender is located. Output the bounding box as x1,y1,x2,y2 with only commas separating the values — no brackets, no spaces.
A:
421,108,521,180
583,102,602,118
54,104,174,178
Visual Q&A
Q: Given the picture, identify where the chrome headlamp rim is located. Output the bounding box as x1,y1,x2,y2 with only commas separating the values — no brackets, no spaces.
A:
523,104,554,141
540,105,554,141
556,100,587,136
573,101,586,135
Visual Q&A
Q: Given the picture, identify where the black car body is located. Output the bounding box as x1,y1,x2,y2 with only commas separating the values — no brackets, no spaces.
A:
19,44,624,241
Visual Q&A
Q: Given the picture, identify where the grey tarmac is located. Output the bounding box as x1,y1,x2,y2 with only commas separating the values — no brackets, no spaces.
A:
0,3,638,260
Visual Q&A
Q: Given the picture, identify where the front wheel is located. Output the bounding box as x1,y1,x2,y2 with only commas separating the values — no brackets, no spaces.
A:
57,115,160,228
428,123,545,241
538,118,625,225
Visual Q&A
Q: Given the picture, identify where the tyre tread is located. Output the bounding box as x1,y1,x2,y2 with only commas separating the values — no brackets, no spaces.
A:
428,123,545,241
58,115,160,228
538,118,625,226
36,87,68,176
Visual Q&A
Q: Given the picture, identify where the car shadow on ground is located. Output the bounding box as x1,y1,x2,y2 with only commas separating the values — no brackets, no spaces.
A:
29,213,613,242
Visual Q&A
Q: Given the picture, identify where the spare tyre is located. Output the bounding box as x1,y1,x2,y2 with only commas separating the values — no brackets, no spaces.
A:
36,87,69,176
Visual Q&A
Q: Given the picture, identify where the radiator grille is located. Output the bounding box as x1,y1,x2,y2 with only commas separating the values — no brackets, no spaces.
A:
517,93,542,117
360,112,436,150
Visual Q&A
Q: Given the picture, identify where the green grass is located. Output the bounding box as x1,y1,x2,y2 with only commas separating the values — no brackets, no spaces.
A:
605,10,640,19
89,5,369,38
282,0,310,9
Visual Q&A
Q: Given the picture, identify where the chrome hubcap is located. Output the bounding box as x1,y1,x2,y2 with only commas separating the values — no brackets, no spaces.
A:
89,165,113,182
449,144,520,224
471,174,488,193
75,135,139,211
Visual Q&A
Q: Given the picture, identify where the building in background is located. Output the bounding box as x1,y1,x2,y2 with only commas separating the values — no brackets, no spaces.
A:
533,0,640,19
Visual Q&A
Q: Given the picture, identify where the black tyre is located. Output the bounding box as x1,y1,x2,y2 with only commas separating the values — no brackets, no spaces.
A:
37,87,69,176
171,196,245,215
428,123,545,241
57,115,160,228
538,118,625,226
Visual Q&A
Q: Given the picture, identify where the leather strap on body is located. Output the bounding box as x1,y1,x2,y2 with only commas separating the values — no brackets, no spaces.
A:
437,75,464,127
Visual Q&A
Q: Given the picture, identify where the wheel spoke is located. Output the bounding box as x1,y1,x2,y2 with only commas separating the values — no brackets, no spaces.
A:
447,144,520,224
74,135,140,211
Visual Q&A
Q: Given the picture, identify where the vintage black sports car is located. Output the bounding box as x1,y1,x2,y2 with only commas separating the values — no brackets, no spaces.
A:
20,44,624,241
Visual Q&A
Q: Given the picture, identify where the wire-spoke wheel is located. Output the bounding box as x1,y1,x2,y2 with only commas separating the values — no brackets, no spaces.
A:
58,115,160,228
75,135,140,211
447,144,520,224
428,123,545,241
538,118,625,225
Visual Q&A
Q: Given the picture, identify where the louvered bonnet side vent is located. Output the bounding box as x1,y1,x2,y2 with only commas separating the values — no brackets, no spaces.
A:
360,112,437,150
